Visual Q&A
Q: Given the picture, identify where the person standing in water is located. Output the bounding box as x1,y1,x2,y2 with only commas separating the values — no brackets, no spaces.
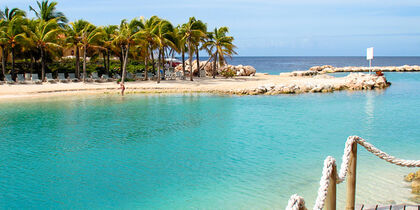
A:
120,83,125,96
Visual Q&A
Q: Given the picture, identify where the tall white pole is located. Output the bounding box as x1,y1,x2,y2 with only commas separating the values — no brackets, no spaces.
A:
369,59,372,74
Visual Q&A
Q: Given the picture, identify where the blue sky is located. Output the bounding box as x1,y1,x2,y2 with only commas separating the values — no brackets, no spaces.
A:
1,0,420,56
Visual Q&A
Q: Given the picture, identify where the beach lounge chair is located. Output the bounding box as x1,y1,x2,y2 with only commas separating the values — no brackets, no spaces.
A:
57,73,69,83
135,72,143,80
91,72,102,82
68,73,79,82
199,69,206,77
24,73,31,82
45,73,56,83
4,74,15,84
79,73,92,82
101,74,113,82
126,72,134,80
31,74,42,84
175,71,185,80
113,74,121,80
17,74,26,84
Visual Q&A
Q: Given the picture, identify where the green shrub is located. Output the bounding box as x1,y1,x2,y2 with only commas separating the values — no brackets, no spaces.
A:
220,67,236,78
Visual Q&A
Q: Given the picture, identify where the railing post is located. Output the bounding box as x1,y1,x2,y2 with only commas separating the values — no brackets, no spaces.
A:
346,142,357,210
325,164,337,210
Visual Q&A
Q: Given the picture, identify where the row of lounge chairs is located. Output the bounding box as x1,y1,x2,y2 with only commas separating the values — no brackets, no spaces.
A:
1,71,184,84
1,73,82,84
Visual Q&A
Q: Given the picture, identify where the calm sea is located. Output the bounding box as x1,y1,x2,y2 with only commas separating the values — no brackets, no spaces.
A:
228,56,420,74
0,57,419,209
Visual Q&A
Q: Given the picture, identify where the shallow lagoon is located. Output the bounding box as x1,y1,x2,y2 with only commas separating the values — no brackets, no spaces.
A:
0,72,419,209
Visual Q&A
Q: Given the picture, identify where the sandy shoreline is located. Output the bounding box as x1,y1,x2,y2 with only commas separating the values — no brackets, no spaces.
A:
0,73,389,100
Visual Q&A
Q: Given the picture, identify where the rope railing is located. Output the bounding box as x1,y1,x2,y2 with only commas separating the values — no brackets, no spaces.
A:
285,136,420,210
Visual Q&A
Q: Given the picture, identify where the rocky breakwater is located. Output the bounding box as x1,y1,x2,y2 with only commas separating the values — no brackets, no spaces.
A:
174,60,256,76
404,170,420,204
309,65,420,73
231,73,390,95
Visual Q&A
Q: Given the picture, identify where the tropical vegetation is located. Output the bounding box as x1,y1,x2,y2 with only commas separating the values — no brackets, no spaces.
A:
0,0,236,83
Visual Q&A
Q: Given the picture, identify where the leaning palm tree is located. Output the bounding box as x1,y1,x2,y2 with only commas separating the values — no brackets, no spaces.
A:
202,27,237,78
180,17,207,81
0,16,26,78
0,7,26,22
65,19,89,79
152,19,175,84
113,18,142,85
79,22,103,82
23,19,61,82
29,0,68,27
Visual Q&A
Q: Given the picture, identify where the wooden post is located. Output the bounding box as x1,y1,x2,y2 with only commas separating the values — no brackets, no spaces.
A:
346,142,358,210
325,164,337,210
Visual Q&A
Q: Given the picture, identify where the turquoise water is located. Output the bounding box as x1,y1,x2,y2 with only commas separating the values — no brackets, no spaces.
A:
0,72,419,209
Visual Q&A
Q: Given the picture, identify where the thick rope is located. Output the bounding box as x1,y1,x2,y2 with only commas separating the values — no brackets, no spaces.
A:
285,136,420,210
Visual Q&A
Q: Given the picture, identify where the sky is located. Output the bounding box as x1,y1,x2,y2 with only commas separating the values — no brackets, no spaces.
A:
1,0,420,56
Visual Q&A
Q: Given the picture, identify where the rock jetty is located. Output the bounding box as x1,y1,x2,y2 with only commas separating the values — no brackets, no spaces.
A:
230,73,390,95
174,60,256,76
310,65,420,74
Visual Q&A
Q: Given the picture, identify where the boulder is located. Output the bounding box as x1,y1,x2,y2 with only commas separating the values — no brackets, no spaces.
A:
412,178,420,194
405,172,416,182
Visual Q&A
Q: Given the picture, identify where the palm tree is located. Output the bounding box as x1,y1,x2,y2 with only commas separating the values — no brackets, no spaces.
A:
0,7,26,21
202,27,237,78
102,25,117,75
138,16,161,80
23,19,61,81
0,16,26,78
29,0,68,27
180,17,207,81
113,19,142,85
153,19,175,84
20,19,40,75
79,22,103,82
66,20,89,79
175,25,187,78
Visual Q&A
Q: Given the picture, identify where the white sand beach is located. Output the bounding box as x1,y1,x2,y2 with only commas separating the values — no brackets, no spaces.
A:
0,73,391,100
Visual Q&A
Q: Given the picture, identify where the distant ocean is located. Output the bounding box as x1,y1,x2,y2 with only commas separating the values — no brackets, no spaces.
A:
226,56,420,74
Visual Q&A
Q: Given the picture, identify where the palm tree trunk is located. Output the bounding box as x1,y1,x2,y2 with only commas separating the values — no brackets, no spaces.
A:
121,44,129,84
107,50,110,73
196,47,200,77
181,49,185,79
75,46,80,78
157,48,161,84
169,49,173,69
161,48,165,78
41,48,46,82
188,41,193,81
11,47,15,79
30,56,34,75
1,46,6,78
83,45,87,82
213,52,218,79
150,47,155,74
103,51,107,74
144,56,148,80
